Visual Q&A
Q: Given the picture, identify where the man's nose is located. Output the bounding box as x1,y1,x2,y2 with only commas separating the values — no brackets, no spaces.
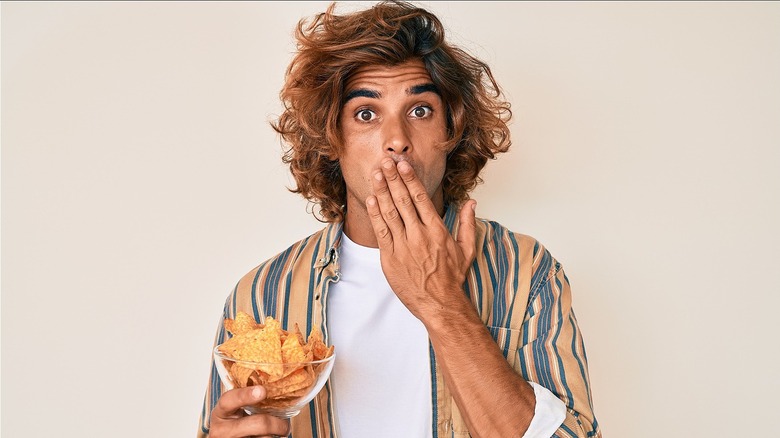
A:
382,115,412,156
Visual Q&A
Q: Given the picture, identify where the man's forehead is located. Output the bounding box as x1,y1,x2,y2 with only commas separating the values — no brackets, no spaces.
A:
345,60,433,91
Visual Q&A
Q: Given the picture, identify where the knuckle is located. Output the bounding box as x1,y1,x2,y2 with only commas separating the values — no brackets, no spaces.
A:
386,208,400,220
214,393,232,412
370,209,384,220
397,195,412,206
413,191,427,202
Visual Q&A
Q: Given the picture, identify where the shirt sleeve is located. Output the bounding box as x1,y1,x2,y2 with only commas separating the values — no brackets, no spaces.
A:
197,301,232,438
522,382,567,438
517,251,600,438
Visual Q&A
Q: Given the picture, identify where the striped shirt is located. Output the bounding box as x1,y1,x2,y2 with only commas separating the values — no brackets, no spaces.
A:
198,206,600,437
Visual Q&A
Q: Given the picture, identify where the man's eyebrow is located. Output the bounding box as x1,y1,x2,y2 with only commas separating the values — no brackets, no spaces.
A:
344,88,381,103
408,83,440,96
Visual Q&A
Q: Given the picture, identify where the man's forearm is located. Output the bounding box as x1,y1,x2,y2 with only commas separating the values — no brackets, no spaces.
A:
424,290,536,438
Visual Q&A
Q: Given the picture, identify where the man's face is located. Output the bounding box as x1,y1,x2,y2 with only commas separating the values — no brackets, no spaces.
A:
338,59,449,220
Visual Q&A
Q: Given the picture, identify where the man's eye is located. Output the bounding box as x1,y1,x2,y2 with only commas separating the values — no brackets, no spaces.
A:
411,106,432,118
357,109,375,121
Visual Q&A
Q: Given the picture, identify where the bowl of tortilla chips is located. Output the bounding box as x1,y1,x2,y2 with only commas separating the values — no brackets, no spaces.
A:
213,311,335,418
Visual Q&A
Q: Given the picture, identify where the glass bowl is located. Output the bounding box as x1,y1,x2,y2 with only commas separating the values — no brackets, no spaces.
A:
213,346,335,418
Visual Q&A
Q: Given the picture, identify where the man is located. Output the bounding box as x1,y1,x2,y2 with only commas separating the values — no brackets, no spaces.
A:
199,2,599,437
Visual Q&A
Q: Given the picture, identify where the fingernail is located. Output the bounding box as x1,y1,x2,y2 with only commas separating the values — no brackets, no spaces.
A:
472,201,477,211
367,196,376,206
374,171,383,181
397,161,411,172
383,160,394,169
252,386,263,399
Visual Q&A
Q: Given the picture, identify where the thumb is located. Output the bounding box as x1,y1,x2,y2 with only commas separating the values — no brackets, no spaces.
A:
214,385,267,419
456,199,477,264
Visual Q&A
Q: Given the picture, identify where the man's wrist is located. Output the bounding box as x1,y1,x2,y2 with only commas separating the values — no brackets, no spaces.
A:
420,288,481,335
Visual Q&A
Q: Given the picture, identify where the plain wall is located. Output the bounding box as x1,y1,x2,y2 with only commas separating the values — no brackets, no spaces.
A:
3,2,779,436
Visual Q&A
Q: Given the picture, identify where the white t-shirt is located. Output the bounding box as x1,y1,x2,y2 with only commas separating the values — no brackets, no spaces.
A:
327,233,433,438
327,233,566,438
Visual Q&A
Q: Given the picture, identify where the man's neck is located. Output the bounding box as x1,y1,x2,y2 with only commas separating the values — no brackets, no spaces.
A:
343,206,380,248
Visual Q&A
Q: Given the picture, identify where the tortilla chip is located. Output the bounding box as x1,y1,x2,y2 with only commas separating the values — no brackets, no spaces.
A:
265,366,315,398
219,328,284,378
224,311,260,336
282,332,308,364
229,364,256,388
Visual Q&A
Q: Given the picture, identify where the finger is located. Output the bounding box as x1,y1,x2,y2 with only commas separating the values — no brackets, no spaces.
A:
457,200,477,265
225,414,290,438
366,195,394,250
213,386,266,419
371,167,406,236
396,160,439,225
380,158,421,227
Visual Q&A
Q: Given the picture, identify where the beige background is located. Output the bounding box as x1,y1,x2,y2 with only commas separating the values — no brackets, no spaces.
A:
3,1,779,437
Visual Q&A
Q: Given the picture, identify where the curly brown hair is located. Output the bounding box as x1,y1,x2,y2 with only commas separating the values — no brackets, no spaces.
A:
273,1,512,222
